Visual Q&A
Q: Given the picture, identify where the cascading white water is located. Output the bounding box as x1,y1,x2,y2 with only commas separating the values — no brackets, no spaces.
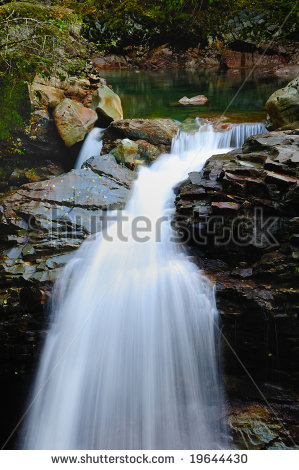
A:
74,127,104,169
194,120,266,149
229,123,266,148
21,123,265,450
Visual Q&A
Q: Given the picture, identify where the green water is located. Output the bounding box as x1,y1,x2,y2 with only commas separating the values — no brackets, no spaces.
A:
100,69,288,123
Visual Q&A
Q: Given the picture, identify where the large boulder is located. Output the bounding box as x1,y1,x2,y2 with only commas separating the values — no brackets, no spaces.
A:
53,98,98,147
91,85,123,126
102,118,179,155
266,77,299,130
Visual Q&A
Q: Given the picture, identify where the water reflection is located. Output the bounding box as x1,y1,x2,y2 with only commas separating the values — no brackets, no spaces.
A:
99,69,288,122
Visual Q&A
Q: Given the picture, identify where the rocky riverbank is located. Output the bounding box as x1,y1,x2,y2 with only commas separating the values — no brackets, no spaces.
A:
91,44,299,75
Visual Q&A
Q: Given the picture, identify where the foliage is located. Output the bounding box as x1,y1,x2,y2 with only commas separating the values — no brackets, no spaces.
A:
79,0,298,52
0,75,31,140
0,1,89,79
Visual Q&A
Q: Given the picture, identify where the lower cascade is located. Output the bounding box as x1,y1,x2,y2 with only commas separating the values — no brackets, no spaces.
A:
21,123,265,450
74,127,104,169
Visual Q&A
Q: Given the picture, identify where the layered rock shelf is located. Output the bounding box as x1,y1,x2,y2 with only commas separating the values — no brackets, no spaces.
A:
175,131,299,386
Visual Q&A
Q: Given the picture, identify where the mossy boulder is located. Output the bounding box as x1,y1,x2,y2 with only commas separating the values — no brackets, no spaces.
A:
266,77,299,130
112,139,139,165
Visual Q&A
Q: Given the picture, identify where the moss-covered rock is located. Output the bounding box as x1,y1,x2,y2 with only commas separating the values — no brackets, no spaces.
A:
266,77,299,130
0,75,31,141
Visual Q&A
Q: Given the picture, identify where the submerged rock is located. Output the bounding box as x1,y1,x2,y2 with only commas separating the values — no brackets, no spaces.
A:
266,77,299,130
53,98,98,147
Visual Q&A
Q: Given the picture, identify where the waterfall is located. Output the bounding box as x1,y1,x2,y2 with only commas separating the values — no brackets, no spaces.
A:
230,123,267,148
21,123,265,450
74,127,104,169
194,120,267,149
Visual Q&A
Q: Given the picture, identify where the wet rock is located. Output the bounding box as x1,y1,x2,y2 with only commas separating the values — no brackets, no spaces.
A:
22,109,66,162
175,130,299,385
102,118,178,155
0,161,134,297
227,402,297,450
91,85,123,126
83,154,137,189
112,138,139,165
265,77,299,130
136,139,161,162
53,99,98,147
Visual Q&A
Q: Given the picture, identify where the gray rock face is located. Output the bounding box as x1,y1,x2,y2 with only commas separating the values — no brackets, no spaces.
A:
83,154,137,188
266,77,299,130
0,152,136,430
175,130,299,386
0,159,134,293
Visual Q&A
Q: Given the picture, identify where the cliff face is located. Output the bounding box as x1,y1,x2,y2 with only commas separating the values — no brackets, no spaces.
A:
175,130,299,384
174,129,299,448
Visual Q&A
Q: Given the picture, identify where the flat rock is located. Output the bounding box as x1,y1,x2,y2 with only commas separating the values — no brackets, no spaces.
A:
83,154,137,189
0,160,134,292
